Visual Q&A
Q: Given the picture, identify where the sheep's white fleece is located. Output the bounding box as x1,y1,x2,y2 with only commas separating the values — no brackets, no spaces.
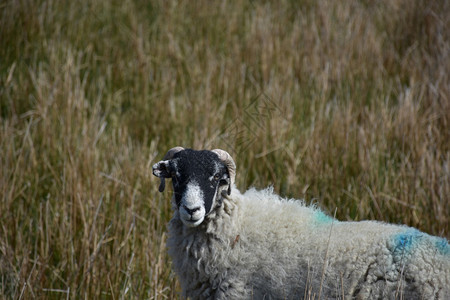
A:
167,187,450,299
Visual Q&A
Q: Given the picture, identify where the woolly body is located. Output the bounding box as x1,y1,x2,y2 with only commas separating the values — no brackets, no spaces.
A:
167,187,450,299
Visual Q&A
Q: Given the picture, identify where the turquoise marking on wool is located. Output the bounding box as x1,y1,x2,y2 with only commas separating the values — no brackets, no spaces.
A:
435,237,449,256
314,210,335,223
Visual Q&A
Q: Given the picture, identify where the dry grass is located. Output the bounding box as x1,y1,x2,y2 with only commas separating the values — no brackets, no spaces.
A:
1,0,449,298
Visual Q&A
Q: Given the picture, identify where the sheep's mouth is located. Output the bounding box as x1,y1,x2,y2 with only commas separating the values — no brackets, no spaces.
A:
180,215,205,227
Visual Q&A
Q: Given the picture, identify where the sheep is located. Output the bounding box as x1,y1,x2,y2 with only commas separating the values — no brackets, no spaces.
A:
152,147,450,299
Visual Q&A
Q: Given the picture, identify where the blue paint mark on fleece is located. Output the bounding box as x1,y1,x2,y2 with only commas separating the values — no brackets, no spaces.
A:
435,237,449,256
393,229,449,257
393,229,423,256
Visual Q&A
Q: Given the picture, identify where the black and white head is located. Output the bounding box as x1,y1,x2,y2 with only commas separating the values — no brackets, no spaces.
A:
152,147,236,227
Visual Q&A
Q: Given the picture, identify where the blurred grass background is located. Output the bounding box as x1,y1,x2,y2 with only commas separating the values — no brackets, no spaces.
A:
0,0,449,298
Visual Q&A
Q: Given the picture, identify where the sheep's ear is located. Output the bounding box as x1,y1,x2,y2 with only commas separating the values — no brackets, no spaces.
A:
219,177,232,195
218,183,231,196
211,149,236,187
152,160,171,178
152,160,171,192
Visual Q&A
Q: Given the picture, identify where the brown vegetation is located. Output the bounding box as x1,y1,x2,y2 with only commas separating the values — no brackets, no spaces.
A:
1,0,448,298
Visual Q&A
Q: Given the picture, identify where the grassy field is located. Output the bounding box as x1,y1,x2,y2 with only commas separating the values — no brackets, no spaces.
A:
1,0,449,298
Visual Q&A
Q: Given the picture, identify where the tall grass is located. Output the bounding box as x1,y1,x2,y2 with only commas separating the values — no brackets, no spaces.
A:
1,0,448,298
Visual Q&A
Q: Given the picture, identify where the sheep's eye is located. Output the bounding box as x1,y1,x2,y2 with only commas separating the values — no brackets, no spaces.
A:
213,173,220,181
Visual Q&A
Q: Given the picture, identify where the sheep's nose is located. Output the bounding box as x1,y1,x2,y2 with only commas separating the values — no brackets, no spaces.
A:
183,205,200,215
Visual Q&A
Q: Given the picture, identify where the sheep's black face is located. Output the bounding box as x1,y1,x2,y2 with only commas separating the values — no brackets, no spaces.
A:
153,149,231,227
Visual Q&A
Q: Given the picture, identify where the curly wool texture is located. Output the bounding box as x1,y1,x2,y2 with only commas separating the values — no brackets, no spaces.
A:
167,187,450,299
